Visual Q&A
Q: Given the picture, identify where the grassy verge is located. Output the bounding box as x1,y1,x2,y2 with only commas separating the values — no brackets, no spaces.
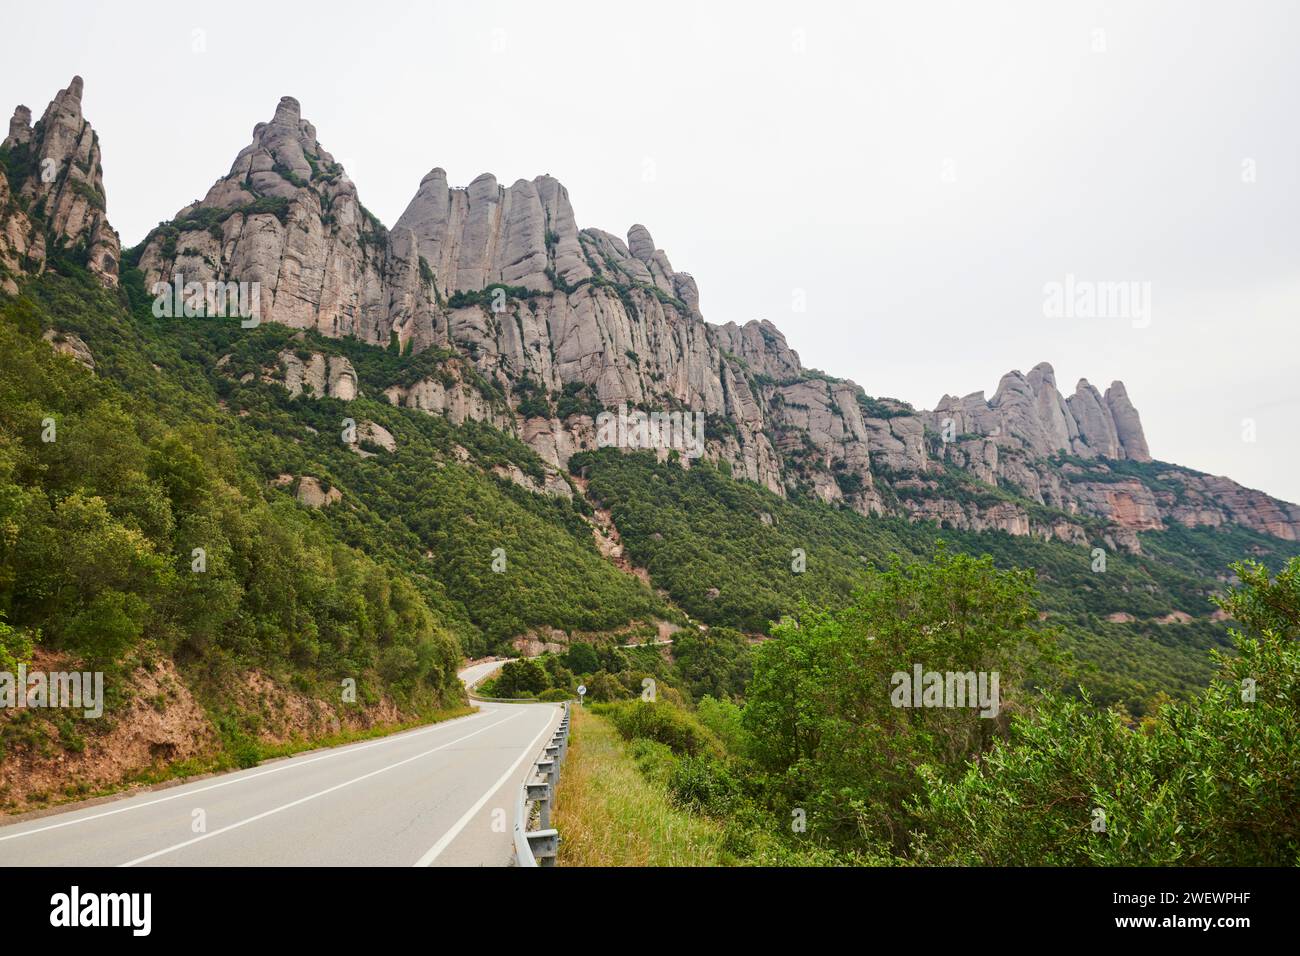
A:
6,704,477,816
552,706,733,866
182,703,477,776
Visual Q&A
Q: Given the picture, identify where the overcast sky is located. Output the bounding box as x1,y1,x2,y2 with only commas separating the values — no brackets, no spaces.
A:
8,0,1298,502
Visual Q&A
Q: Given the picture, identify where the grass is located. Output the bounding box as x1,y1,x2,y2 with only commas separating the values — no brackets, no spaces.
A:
552,706,732,866
206,703,478,773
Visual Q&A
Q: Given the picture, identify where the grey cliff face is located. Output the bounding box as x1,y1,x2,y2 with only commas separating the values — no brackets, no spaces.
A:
120,93,1297,545
1105,381,1152,462
1,77,119,293
138,96,424,350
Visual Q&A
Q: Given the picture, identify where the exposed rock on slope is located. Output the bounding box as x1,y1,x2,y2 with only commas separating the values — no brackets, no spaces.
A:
274,349,357,400
382,359,511,429
0,76,119,293
296,476,341,508
353,420,396,454
41,329,95,371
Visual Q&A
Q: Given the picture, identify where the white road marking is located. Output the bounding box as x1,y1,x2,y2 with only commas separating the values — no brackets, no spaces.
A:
0,693,491,844
117,711,520,867
412,707,558,867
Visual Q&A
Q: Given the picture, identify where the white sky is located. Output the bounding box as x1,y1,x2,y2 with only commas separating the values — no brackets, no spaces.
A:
8,0,1298,503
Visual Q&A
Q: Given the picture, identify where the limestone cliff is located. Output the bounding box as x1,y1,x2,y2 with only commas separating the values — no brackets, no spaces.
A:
0,76,119,293
123,94,1298,546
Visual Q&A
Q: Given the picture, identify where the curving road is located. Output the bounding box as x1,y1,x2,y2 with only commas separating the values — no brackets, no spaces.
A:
0,660,561,867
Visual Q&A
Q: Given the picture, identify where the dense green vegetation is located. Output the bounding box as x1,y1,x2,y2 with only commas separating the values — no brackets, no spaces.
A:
476,626,752,706
574,448,1300,713
0,275,466,771
586,553,1300,865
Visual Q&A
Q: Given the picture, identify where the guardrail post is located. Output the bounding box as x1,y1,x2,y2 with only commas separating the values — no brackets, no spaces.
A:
536,757,555,786
526,828,559,866
526,779,551,830
513,785,536,867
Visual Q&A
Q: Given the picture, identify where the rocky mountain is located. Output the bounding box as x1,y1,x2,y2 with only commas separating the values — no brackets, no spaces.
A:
1,77,119,294
118,94,1297,548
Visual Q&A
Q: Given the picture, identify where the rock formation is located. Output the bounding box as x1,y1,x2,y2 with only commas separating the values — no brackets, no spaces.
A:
0,76,119,293
136,96,433,351
273,349,358,400
353,421,396,454
1105,381,1152,462
296,476,341,508
66,91,1300,545
930,363,1148,463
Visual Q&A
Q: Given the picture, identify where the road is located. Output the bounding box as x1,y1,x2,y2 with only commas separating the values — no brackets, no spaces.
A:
0,660,561,866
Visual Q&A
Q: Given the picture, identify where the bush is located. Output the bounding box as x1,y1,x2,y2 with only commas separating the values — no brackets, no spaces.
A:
0,616,34,672
538,687,571,702
626,737,678,788
598,700,722,757
695,695,747,756
378,645,420,687
668,754,740,815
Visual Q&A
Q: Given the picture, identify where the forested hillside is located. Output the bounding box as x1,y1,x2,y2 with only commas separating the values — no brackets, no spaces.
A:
574,448,1300,714
0,261,665,807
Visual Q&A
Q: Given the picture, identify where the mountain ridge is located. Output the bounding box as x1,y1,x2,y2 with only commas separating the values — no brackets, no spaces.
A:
5,81,1297,549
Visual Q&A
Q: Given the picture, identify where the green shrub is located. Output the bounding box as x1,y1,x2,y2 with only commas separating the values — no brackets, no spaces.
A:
626,737,678,788
668,754,740,815
695,695,747,755
909,557,1300,866
0,616,34,672
598,700,722,757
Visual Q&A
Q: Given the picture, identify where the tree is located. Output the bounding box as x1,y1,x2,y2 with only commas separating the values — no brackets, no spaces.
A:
672,626,752,700
741,548,1061,852
495,658,549,697
563,641,600,674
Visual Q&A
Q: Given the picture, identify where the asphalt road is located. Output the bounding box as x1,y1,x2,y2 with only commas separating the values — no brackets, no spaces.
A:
0,660,561,866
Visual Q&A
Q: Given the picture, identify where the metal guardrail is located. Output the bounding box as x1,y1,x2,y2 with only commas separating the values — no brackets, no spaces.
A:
513,701,569,867
462,662,572,867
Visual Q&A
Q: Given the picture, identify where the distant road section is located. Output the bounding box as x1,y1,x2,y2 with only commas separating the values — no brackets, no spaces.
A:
0,660,561,866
